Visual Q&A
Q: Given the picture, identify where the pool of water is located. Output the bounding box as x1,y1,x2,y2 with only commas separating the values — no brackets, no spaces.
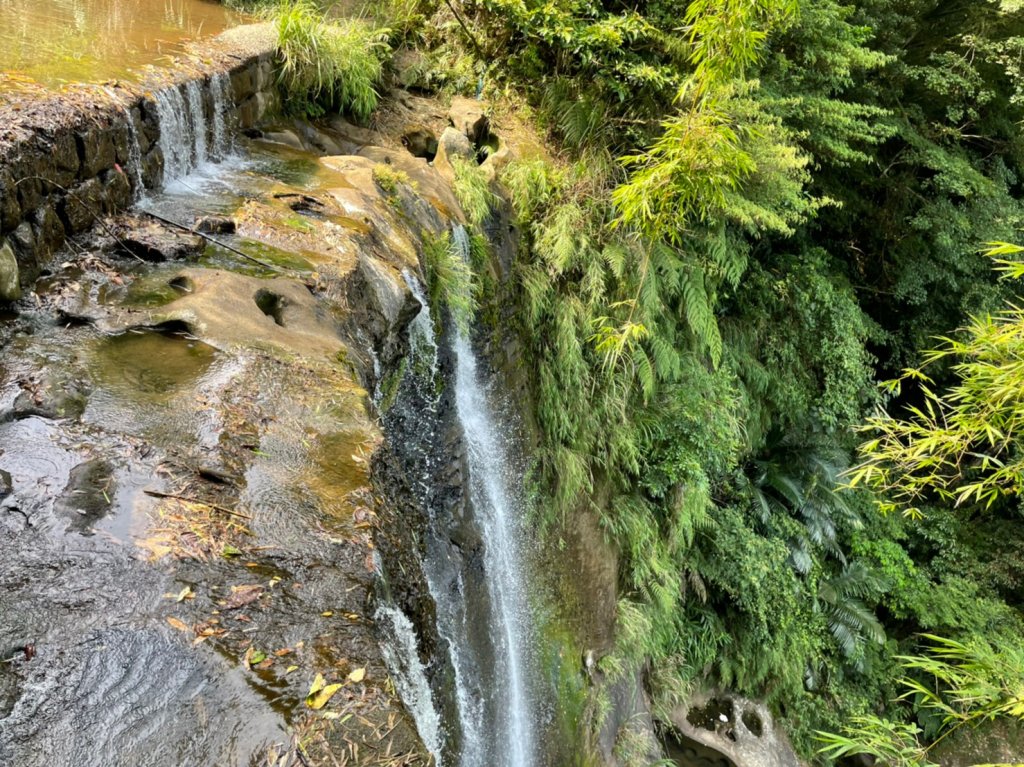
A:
0,0,244,89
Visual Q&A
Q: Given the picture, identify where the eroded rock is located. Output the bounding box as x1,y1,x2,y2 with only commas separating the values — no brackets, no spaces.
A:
0,242,20,302
114,217,204,262
669,690,801,767
448,96,490,146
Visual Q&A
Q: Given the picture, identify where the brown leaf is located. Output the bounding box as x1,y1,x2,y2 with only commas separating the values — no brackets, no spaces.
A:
223,584,264,610
166,616,190,632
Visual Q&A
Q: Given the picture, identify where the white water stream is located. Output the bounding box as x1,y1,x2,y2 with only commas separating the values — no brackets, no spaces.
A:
450,226,535,767
396,230,536,767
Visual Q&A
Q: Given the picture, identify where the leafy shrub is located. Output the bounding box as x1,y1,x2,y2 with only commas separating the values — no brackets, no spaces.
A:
274,0,390,120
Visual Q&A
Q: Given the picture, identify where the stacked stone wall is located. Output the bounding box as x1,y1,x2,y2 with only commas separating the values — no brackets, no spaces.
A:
0,24,281,297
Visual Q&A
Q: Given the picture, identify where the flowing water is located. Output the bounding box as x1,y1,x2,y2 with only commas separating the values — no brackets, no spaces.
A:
391,246,537,767
0,0,242,89
1,40,542,761
449,226,535,766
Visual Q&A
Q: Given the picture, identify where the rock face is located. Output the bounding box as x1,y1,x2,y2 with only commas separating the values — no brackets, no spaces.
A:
448,96,490,147
669,691,803,767
0,242,20,302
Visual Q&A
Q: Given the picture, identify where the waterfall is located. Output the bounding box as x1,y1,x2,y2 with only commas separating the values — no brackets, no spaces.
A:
449,225,535,767
153,85,195,182
121,108,145,200
210,72,233,159
387,231,536,767
185,80,208,168
400,270,488,766
153,74,233,186
376,605,445,765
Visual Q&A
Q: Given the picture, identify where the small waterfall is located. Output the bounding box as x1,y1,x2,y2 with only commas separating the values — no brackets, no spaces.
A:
449,225,535,767
153,74,232,185
153,86,195,182
121,109,145,199
210,72,233,158
185,80,208,167
376,605,445,764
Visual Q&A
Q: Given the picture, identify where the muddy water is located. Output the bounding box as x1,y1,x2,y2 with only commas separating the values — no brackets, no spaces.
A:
0,0,242,88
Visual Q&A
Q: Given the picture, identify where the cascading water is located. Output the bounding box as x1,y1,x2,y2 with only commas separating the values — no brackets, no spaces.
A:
152,74,234,186
185,80,208,167
449,225,535,767
376,605,446,764
153,86,195,182
385,231,536,767
210,72,233,159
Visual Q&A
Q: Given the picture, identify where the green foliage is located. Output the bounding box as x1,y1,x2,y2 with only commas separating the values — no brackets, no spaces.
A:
817,716,935,767
850,248,1024,517
420,229,475,333
450,156,497,227
274,0,390,120
818,633,1024,763
417,0,1024,759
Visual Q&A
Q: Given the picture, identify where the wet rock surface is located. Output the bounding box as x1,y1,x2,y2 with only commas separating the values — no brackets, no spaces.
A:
0,121,476,765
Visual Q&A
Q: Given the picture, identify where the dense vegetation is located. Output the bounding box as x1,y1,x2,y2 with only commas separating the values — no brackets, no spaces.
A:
264,0,1024,761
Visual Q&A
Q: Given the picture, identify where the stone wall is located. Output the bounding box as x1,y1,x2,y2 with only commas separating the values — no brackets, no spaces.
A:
0,23,281,299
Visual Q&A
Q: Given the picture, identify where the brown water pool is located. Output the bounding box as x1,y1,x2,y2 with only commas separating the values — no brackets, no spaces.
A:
0,0,244,89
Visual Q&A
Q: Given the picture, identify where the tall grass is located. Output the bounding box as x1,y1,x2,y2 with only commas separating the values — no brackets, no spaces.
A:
274,0,390,121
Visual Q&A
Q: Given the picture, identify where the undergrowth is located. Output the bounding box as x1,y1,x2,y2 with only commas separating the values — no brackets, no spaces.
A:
274,0,390,120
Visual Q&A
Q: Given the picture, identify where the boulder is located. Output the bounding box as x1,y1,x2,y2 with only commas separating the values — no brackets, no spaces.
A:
263,130,305,152
448,96,489,146
116,218,204,262
195,216,236,235
0,241,21,302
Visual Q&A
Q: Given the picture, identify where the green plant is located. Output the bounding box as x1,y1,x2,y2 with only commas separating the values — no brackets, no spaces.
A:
450,156,496,227
372,164,411,197
420,230,474,333
849,245,1024,517
274,0,390,120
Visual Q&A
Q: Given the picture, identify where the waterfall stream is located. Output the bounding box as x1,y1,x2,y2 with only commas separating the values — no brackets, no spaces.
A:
449,226,535,767
152,76,234,186
386,229,536,767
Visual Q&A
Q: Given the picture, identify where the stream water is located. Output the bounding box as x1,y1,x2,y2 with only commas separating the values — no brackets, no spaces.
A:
1,61,543,766
0,0,242,89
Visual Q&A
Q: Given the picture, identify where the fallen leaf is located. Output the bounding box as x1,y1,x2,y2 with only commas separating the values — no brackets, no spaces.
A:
166,616,190,632
321,611,333,617
285,665,299,673
306,682,342,710
224,584,263,610
346,667,366,684
176,586,194,602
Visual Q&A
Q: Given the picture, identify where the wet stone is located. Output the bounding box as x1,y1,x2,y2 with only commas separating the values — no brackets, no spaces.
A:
32,204,65,259
50,132,81,186
57,458,115,534
0,468,11,499
100,167,132,212
116,219,203,262
76,125,117,179
0,170,21,232
195,215,235,235
58,178,106,234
